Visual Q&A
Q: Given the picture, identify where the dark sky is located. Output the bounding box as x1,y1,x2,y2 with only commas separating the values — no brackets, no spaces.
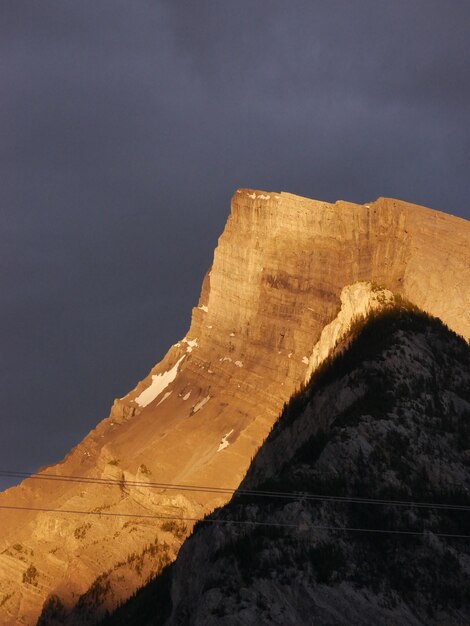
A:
1,1,469,490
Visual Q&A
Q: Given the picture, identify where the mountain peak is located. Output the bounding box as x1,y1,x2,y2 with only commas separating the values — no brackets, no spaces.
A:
0,189,469,625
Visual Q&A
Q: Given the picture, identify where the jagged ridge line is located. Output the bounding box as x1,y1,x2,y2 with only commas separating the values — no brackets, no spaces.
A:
1,470,469,512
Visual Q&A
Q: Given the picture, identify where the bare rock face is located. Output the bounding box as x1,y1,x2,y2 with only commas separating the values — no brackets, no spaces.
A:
0,190,469,625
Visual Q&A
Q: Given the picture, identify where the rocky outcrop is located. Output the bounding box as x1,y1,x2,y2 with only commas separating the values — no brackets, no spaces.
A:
0,190,469,625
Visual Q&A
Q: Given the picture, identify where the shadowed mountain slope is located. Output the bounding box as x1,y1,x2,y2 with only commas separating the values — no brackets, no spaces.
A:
101,309,470,626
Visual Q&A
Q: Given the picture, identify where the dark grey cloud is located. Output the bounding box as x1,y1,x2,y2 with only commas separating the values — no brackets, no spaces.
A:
1,0,469,490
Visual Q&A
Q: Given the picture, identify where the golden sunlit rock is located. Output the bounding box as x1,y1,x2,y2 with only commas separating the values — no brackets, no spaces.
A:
0,189,469,625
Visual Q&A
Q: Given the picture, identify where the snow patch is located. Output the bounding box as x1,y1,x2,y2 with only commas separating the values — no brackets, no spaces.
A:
288,353,293,358
135,355,185,407
193,395,211,413
198,305,208,313
220,356,232,363
302,356,309,365
229,332,235,337
157,391,172,406
234,360,243,368
217,429,234,452
182,391,191,401
246,192,270,200
183,337,199,353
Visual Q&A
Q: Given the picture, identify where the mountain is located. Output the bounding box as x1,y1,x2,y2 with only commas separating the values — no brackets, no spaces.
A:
0,190,469,625
100,308,470,626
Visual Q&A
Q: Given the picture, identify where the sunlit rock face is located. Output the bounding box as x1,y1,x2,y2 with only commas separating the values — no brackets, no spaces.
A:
0,190,469,625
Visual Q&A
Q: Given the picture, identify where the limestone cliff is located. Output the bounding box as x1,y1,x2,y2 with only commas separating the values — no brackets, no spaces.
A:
0,189,469,625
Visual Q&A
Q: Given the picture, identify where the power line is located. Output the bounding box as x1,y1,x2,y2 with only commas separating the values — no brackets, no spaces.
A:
1,469,469,513
0,503,469,540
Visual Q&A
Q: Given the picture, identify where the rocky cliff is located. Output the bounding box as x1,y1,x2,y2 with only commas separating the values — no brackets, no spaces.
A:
102,308,470,625
0,190,469,625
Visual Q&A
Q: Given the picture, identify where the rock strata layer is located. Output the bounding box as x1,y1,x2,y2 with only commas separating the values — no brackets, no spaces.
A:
0,190,469,625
